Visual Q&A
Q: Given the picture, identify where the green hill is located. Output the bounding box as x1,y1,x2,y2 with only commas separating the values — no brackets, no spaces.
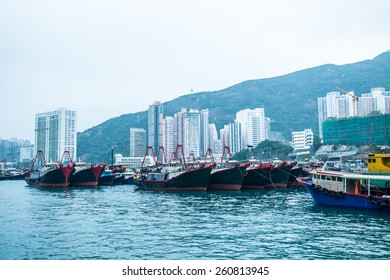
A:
77,51,390,163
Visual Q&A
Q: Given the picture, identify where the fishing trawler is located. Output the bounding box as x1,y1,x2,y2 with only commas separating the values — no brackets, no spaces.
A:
24,150,75,188
206,147,250,191
134,145,213,191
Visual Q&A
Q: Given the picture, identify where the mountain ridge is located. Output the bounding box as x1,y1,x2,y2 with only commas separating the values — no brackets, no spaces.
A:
78,51,390,163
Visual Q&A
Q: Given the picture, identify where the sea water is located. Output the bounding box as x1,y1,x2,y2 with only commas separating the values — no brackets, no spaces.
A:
0,180,389,260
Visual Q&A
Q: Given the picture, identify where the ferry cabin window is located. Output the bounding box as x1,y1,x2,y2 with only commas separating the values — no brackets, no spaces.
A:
332,177,336,181
321,175,325,180
337,177,342,182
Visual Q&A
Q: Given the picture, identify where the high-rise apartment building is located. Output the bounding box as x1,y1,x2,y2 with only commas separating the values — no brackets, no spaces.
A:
228,121,241,154
173,108,186,147
129,128,146,157
318,87,389,142
188,109,200,158
148,101,163,153
163,117,175,159
235,108,267,150
208,123,218,153
199,109,209,157
35,108,77,162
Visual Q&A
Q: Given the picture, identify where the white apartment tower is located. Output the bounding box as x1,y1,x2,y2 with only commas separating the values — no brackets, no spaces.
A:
358,94,377,117
200,109,209,157
208,123,218,153
148,101,163,153
163,117,175,159
188,109,201,158
325,91,340,119
228,121,241,154
292,128,314,150
317,96,327,141
236,108,266,149
173,108,186,147
129,128,146,157
35,108,77,162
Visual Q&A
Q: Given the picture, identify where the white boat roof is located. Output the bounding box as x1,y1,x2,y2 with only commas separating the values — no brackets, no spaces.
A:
311,169,390,181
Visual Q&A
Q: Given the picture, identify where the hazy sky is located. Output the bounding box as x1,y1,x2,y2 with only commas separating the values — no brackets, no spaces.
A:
1,0,389,142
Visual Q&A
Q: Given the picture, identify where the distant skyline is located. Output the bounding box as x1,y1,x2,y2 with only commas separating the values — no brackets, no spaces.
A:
1,0,390,142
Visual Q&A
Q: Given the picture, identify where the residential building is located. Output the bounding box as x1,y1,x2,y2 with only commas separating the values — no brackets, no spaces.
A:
208,123,218,153
200,109,209,157
163,117,174,159
34,108,77,162
0,138,32,165
228,121,241,154
235,108,267,150
148,101,163,153
292,129,314,150
188,109,200,158
129,128,146,157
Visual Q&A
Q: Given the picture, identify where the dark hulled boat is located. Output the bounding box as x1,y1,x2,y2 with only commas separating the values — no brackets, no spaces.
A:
209,162,249,190
71,162,105,186
206,147,250,191
98,170,116,186
135,164,213,191
287,165,310,187
241,159,296,189
24,150,75,188
134,145,212,191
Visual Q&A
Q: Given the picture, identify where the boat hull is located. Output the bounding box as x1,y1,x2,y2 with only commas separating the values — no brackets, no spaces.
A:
25,166,75,188
208,164,248,191
71,164,105,186
242,165,293,189
298,178,390,210
135,165,212,191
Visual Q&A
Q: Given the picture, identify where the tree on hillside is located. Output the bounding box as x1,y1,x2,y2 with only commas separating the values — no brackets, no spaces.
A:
233,140,293,160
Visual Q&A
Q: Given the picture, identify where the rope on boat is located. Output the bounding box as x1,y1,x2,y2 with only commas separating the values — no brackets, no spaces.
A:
250,168,277,188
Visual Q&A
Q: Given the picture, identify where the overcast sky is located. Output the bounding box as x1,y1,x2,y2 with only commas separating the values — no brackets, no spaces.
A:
1,0,389,142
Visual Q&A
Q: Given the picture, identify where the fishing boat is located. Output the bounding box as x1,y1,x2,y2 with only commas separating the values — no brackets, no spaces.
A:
111,166,126,184
122,168,135,184
297,169,390,210
134,145,213,191
24,150,75,188
98,170,116,185
241,159,296,189
206,147,250,191
287,163,310,187
71,161,105,187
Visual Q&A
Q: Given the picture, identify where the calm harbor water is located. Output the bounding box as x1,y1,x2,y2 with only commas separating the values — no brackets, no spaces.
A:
0,180,389,260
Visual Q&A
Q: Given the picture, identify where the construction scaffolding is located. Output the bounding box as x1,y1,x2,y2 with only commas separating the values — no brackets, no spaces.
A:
322,114,390,145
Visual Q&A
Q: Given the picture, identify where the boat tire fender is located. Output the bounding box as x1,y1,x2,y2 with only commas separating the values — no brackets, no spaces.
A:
368,195,375,203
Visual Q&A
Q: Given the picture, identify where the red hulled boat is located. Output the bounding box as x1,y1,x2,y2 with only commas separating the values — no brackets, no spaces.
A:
24,150,75,188
241,159,296,189
71,162,105,187
134,145,212,191
206,147,250,191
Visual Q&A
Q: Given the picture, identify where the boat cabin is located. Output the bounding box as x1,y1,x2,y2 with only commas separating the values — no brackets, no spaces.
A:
311,170,390,197
367,153,390,173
